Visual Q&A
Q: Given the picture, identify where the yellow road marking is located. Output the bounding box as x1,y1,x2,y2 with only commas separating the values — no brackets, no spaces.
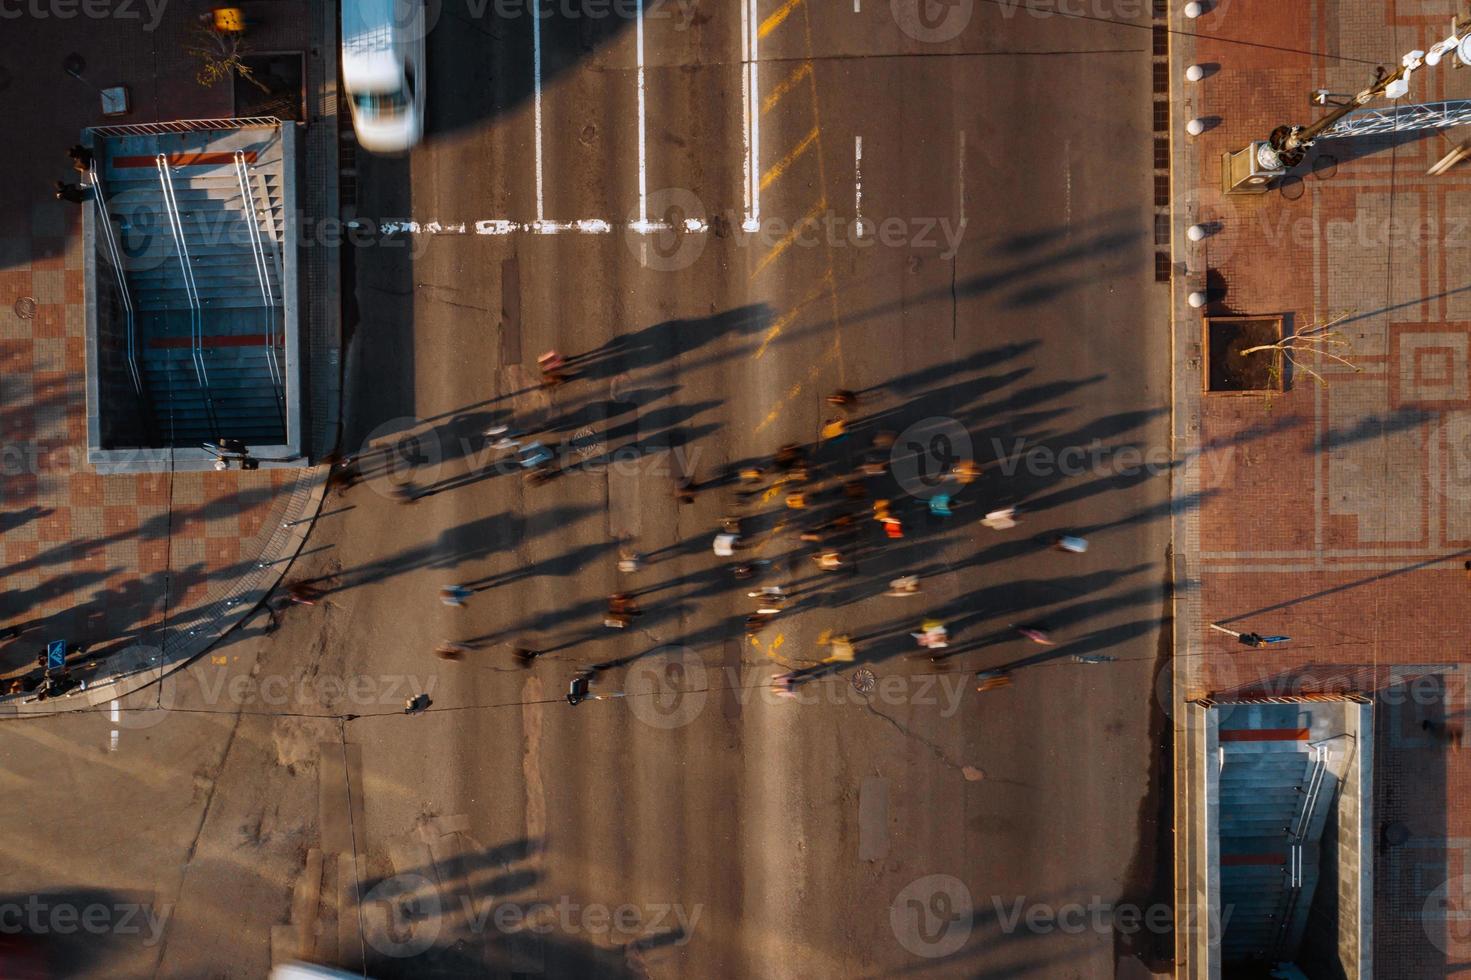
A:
759,0,802,38
750,197,826,280
760,126,820,192
754,272,833,359
799,8,847,383
763,62,812,115
753,339,841,434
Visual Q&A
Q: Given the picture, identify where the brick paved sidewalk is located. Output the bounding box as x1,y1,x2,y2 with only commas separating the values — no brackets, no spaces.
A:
1171,0,1471,975
0,6,338,711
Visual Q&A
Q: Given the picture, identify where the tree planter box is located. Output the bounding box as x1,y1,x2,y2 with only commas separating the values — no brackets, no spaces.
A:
1203,315,1285,394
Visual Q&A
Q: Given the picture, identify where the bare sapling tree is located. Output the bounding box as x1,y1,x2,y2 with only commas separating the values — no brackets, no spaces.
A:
1242,310,1361,388
186,26,270,94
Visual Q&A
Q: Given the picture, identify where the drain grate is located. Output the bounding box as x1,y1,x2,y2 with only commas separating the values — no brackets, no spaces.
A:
851,667,876,696
1155,253,1173,282
13,296,36,320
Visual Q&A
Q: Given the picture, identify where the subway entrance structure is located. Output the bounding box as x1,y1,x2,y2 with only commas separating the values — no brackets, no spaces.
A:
83,117,305,472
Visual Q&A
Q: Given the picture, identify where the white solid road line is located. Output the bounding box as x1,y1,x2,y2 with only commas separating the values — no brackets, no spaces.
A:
533,0,545,225
854,135,863,237
636,0,649,229
109,699,119,752
378,218,707,236
741,0,761,232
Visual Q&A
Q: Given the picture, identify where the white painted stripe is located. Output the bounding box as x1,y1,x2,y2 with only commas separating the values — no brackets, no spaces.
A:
854,135,863,237
475,219,521,235
533,0,545,223
741,0,751,225
109,701,119,752
854,0,860,10
747,0,759,231
390,218,694,236
636,0,648,226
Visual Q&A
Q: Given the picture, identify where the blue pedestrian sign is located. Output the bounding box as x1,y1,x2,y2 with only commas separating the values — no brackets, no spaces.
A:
46,640,65,670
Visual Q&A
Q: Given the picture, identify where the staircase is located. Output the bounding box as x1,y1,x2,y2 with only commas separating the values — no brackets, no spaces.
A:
98,138,287,445
1217,708,1338,967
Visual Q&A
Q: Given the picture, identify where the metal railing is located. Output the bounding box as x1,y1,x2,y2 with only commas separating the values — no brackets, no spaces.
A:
1268,745,1330,961
90,116,282,138
234,151,287,431
87,163,143,399
156,154,219,438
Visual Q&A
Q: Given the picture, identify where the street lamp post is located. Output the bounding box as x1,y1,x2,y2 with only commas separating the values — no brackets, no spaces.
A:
1224,13,1471,193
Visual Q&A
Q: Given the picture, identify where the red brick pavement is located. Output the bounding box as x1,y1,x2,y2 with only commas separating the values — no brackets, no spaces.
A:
1178,0,1471,972
0,12,319,682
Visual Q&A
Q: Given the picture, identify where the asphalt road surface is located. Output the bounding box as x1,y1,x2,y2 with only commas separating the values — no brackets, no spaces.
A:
0,2,1172,977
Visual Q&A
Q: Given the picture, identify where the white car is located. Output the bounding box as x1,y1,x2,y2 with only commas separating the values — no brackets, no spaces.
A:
342,0,426,153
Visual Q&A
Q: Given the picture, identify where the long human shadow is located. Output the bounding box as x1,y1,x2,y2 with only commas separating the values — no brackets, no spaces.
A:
353,835,680,979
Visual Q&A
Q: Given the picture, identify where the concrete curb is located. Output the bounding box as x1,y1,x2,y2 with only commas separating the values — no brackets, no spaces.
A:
1168,4,1208,978
0,465,329,719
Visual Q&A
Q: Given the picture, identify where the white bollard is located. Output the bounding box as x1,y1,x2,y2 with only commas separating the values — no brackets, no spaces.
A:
1184,1,1204,17
1188,291,1207,309
1186,117,1206,136
1186,64,1205,82
1187,224,1207,242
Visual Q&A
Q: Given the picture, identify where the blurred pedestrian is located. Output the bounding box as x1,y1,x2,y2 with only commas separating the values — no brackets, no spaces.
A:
928,494,953,518
975,669,1013,692
538,350,568,387
813,549,843,571
872,430,896,451
1054,535,1089,554
734,559,769,580
440,584,473,607
67,144,93,175
605,593,642,629
819,631,855,662
567,673,592,706
1071,654,1114,664
285,581,322,606
1015,625,1055,646
952,459,981,484
485,424,519,452
912,619,949,649
53,180,88,204
391,482,419,504
617,547,643,573
826,389,858,411
820,418,847,441
886,575,921,597
981,507,1017,530
513,647,542,668
775,443,804,471
714,532,738,557
770,672,799,700
748,586,788,614
435,642,470,661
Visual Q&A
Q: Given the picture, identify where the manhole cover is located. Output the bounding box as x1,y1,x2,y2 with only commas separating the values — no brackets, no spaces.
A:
13,297,36,320
851,667,876,696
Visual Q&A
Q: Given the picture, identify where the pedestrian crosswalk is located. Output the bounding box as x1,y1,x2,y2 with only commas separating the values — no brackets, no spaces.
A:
376,0,851,261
